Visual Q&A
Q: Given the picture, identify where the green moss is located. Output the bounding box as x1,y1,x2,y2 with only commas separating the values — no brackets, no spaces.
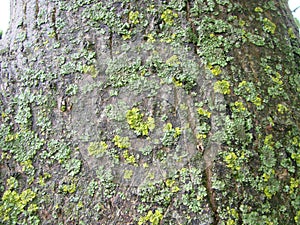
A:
60,104,67,112
263,186,274,199
264,134,274,146
196,133,207,140
238,19,246,27
225,207,239,225
146,33,156,43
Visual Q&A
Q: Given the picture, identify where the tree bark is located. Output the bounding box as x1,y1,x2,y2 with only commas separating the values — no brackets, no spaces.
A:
0,0,299,224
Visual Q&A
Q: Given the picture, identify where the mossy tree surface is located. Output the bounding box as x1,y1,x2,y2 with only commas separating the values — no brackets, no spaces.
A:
0,0,299,224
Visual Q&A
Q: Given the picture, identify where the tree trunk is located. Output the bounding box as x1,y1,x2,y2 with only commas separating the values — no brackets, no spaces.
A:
0,0,299,224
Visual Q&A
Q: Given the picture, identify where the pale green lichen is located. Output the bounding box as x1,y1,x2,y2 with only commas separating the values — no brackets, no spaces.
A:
277,103,288,114
0,0,299,224
87,141,108,156
263,18,276,34
161,122,181,146
123,170,133,179
123,150,137,165
113,135,131,149
207,63,222,76
129,11,140,25
161,9,178,26
214,80,231,94
197,107,211,118
254,7,264,13
126,107,155,136
0,178,38,224
138,209,163,225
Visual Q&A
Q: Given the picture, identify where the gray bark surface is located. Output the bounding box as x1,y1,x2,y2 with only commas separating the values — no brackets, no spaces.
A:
0,0,299,224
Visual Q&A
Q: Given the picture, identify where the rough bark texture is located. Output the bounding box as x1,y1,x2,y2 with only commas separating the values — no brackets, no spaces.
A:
0,0,299,224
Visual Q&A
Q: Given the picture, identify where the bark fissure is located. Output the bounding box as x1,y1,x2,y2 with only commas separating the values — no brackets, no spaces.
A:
23,1,27,24
109,31,113,59
35,0,39,20
204,165,220,225
186,0,198,54
51,7,58,40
